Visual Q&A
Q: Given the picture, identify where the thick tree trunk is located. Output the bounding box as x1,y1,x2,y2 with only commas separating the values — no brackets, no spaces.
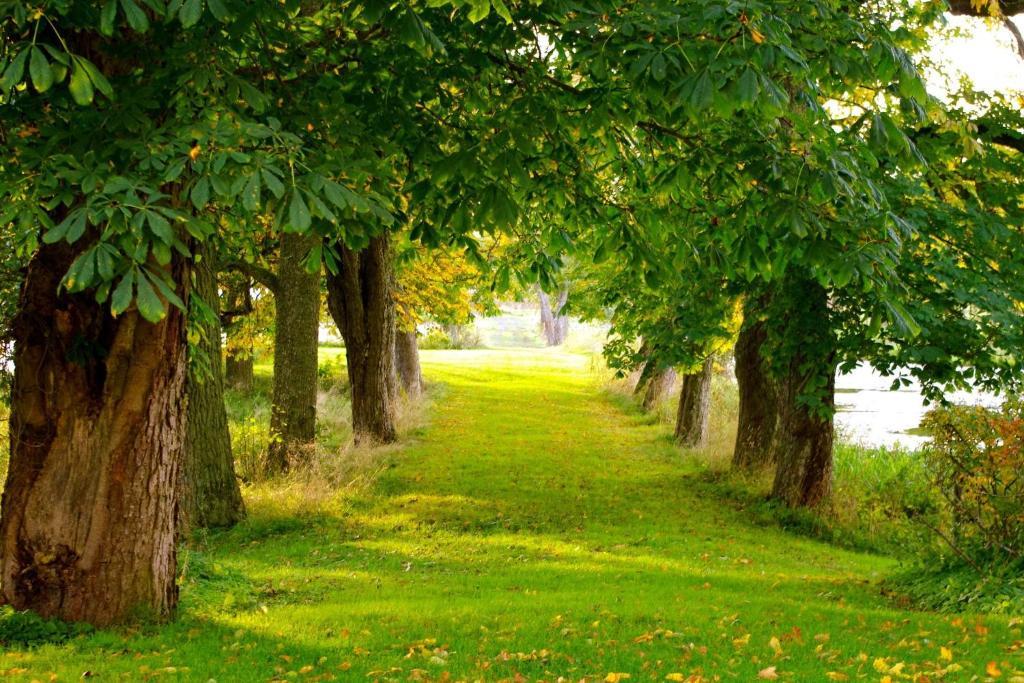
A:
224,349,254,391
395,330,423,398
266,232,320,473
642,366,676,411
538,287,569,346
732,298,778,471
675,356,714,448
769,278,836,508
325,234,398,445
0,243,187,626
181,244,244,531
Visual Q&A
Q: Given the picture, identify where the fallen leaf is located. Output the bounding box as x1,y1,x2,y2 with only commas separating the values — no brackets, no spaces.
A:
758,666,778,680
940,646,953,661
605,674,631,683
987,661,1002,678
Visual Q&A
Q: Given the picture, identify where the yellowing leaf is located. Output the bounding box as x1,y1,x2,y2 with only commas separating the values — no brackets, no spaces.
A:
665,675,686,682
750,28,765,43
825,673,848,681
769,636,783,656
758,666,778,680
733,633,751,648
940,646,953,661
605,674,631,683
987,661,1003,678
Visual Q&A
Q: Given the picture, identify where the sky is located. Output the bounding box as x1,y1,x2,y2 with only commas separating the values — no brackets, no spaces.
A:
927,13,1023,96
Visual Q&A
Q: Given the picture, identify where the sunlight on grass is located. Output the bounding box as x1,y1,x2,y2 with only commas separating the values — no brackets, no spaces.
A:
1,349,1021,682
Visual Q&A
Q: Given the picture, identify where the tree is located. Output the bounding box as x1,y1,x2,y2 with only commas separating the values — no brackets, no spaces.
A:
325,234,398,445
267,233,320,472
538,286,570,346
181,241,245,530
676,357,715,449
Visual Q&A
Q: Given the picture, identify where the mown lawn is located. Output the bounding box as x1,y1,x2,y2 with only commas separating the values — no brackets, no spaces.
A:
2,349,1022,681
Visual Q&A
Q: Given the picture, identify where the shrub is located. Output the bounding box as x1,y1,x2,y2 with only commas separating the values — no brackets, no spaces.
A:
919,398,1024,565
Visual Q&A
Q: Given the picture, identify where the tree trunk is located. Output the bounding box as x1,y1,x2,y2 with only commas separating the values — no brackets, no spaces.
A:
224,349,254,392
675,356,714,448
180,243,244,531
395,329,423,398
642,366,676,411
221,278,255,392
266,232,320,473
538,287,569,346
325,234,398,445
769,277,836,508
0,243,187,626
732,298,778,471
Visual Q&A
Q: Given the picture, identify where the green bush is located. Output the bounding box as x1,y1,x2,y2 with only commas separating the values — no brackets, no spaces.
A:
885,398,1024,613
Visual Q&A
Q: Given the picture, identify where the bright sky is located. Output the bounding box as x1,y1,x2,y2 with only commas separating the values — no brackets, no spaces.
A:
927,13,1023,97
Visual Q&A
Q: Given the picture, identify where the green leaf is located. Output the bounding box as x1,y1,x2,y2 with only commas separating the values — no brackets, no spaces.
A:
688,70,714,110
77,57,114,100
68,60,94,105
288,188,311,231
491,0,513,23
191,177,210,210
650,53,666,81
135,271,165,322
207,0,228,20
0,48,28,92
119,0,150,32
29,47,53,93
242,172,261,212
262,168,285,198
179,0,203,28
736,67,759,104
100,0,118,36
467,0,489,23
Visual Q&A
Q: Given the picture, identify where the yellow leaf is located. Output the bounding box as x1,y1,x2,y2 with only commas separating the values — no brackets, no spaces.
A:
750,28,765,43
825,673,848,681
881,677,892,683
987,661,1003,678
769,636,783,656
874,659,890,673
665,675,686,682
605,674,631,683
940,646,953,661
758,666,778,680
733,633,751,648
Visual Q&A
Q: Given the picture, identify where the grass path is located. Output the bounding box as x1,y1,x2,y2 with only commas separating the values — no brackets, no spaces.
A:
2,349,1021,681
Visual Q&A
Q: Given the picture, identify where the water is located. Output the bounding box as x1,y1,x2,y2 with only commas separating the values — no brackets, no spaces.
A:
835,364,999,450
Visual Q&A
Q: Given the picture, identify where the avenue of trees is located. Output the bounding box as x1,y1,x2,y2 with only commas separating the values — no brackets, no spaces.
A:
0,0,1021,626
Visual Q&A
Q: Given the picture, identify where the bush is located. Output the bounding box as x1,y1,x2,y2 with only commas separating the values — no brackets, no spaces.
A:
885,398,1024,613
419,324,481,350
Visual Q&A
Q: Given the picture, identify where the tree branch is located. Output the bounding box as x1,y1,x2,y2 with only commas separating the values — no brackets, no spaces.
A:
224,259,280,294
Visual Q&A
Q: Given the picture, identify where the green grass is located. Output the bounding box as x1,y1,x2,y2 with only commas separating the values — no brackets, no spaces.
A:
2,349,1022,681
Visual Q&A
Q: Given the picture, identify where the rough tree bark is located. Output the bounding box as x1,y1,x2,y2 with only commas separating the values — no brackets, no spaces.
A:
395,330,423,398
732,297,779,471
0,243,187,625
538,287,569,346
769,277,837,508
180,243,245,531
325,234,398,445
675,356,714,448
642,366,676,411
266,232,320,473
